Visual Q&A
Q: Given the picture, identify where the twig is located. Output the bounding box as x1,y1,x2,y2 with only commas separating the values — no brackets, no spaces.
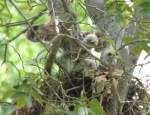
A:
8,29,27,43
0,8,46,27
1,44,8,65
0,101,14,106
117,39,150,51
9,0,48,51
135,60,150,67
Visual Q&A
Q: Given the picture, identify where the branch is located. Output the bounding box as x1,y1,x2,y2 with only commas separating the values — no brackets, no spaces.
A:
117,39,150,51
0,8,46,27
45,33,108,75
45,35,63,75
9,0,49,51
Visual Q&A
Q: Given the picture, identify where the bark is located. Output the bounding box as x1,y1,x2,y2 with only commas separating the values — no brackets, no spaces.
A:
48,0,80,38
85,0,137,114
45,0,139,115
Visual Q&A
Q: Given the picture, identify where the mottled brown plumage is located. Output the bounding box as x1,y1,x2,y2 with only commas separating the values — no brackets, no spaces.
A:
26,19,59,42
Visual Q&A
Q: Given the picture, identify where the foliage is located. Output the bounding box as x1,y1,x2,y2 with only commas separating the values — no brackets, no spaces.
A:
0,0,150,115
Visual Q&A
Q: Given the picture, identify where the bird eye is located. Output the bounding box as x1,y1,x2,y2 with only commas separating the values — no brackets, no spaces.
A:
107,52,112,56
102,41,107,47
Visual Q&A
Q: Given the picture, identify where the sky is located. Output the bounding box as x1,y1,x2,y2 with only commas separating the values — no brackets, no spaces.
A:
133,51,150,94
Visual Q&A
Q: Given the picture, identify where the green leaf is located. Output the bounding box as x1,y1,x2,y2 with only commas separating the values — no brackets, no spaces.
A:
123,37,133,44
135,0,150,6
11,92,28,108
135,1,150,15
16,95,27,108
132,45,142,55
88,99,106,115
77,106,88,115
102,36,114,46
140,43,150,53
